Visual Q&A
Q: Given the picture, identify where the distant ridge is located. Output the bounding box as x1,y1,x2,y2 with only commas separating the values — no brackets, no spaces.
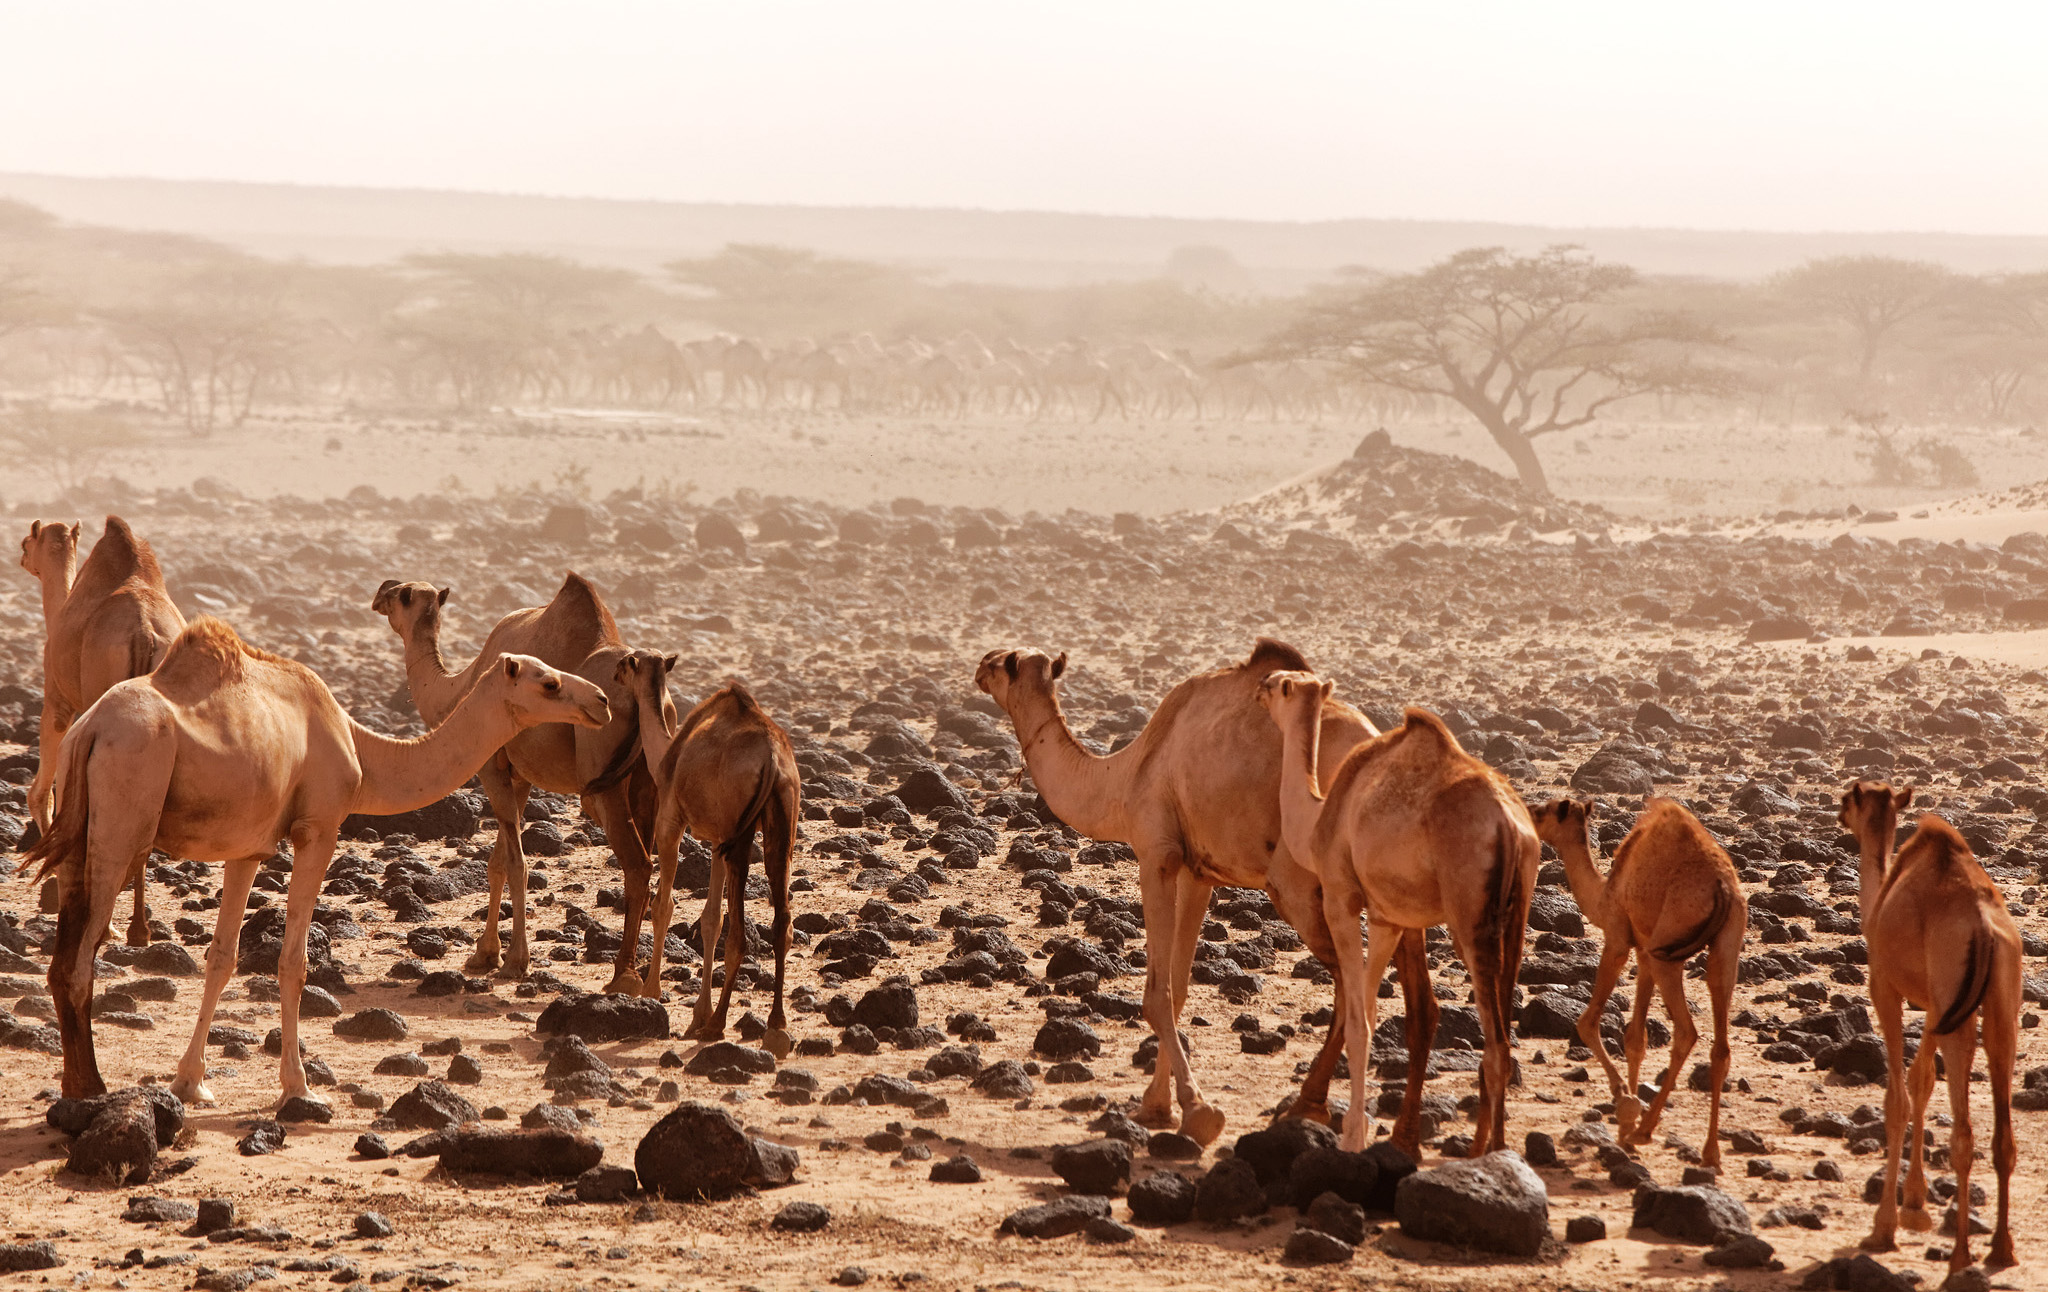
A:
6,171,2048,287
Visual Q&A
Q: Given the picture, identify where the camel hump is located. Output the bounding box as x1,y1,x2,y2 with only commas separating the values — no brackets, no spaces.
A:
1398,706,1460,745
546,571,621,645
77,514,163,588
1910,814,1973,866
1243,636,1311,676
156,617,249,687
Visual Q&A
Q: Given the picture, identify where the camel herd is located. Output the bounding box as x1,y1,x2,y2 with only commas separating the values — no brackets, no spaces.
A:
17,515,2024,1275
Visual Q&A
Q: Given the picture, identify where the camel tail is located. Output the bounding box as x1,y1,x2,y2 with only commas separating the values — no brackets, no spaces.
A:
25,729,94,884
582,702,641,797
1934,921,1996,1037
759,762,797,893
1482,819,1529,1039
1651,878,1733,963
720,761,781,887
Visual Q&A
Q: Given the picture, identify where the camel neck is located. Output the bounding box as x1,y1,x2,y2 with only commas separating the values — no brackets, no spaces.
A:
1005,687,1126,840
34,552,75,630
1272,699,1327,868
349,681,518,816
1853,816,1896,927
1549,832,1610,926
400,619,469,728
634,687,676,775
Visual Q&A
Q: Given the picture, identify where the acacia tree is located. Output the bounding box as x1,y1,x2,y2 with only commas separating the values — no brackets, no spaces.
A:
1261,245,1725,496
1773,255,1954,379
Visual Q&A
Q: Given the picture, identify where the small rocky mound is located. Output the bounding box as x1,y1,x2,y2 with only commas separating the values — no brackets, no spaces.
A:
1395,1150,1549,1256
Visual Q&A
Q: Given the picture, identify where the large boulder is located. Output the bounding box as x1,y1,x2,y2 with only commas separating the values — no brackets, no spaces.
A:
1395,1151,1549,1256
1193,1157,1266,1222
1233,1117,1338,1185
635,1102,754,1200
1128,1170,1197,1225
1049,1140,1131,1196
535,992,672,1042
1288,1146,1381,1210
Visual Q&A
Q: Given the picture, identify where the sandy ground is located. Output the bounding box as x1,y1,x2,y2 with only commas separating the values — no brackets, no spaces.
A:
4,413,2048,1291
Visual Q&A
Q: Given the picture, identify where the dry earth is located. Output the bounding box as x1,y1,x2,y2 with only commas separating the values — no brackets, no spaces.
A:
1,421,2047,1291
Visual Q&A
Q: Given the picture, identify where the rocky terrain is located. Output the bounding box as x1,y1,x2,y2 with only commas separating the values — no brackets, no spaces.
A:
2,429,2047,1291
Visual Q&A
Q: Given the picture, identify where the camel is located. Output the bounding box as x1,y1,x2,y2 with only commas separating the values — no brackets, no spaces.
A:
26,618,608,1102
1258,673,1538,1156
20,516,185,945
371,574,656,990
1529,797,1746,1166
1838,782,2018,1274
600,650,799,1054
976,639,1411,1147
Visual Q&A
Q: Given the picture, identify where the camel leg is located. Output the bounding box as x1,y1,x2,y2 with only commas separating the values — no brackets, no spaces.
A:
1463,928,1517,1158
1983,971,2019,1270
171,856,262,1104
1633,957,1696,1151
1577,942,1635,1138
1283,972,1346,1125
26,702,66,832
124,872,151,946
468,754,528,976
761,785,795,1060
1390,930,1437,1159
685,847,728,1040
1940,1030,1979,1273
272,824,334,1102
1699,932,1739,1169
1619,966,1657,1145
50,841,143,1099
705,848,750,1039
638,806,684,999
1863,980,1909,1252
1132,847,1195,1133
1166,867,1222,1144
1899,1025,1944,1231
591,787,654,995
1334,910,1402,1154
1265,859,1344,1123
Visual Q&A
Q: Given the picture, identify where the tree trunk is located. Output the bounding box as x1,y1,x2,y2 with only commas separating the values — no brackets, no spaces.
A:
1476,415,1551,497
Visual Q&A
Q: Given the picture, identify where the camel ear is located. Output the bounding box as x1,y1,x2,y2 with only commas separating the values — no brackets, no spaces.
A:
399,586,413,607
437,586,451,606
663,654,678,673
1318,680,1333,703
1893,786,1914,813
26,521,38,539
1050,651,1067,680
373,579,399,609
503,655,521,680
1004,651,1019,681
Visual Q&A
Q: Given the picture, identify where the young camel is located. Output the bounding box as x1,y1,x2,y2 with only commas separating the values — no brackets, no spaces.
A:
371,574,655,989
1259,673,1538,1156
1838,782,2018,1274
602,650,800,1055
1529,798,1746,1165
26,617,609,1102
976,639,1424,1148
20,516,185,945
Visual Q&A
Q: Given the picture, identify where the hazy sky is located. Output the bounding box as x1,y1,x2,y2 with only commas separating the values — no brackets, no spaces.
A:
4,1,2045,233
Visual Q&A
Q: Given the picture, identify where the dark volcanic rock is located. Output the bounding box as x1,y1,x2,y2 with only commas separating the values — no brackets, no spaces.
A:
1233,1117,1338,1185
66,1091,164,1184
1303,1191,1368,1246
1283,1226,1354,1265
1395,1151,1549,1256
388,1080,480,1130
635,1102,754,1200
344,791,484,843
929,1155,983,1183
1033,1017,1101,1058
852,977,919,1030
1288,1146,1382,1210
1128,1170,1197,1225
1194,1157,1266,1222
1050,1139,1132,1195
999,1195,1111,1239
0,1242,60,1272
333,1008,410,1041
772,1200,831,1232
1631,1183,1753,1245
536,992,672,1042
439,1127,604,1178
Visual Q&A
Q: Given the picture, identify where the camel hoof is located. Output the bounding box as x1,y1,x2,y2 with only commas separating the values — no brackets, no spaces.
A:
1986,1242,2016,1271
495,959,529,982
171,1080,215,1106
1901,1207,1933,1233
463,948,502,974
602,972,643,996
1179,1103,1226,1147
126,927,153,948
1133,1104,1177,1130
1282,1101,1332,1128
762,1029,794,1060
1861,1232,1898,1254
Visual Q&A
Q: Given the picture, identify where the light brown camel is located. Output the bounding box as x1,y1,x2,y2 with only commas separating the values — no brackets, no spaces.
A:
20,516,185,945
1529,797,1746,1166
371,575,656,990
26,617,609,1102
976,639,1409,1147
1259,673,1538,1156
602,649,800,1054
1838,782,2018,1274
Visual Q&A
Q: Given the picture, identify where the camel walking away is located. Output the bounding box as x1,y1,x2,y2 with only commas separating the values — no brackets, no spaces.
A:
1838,781,2019,1274
372,574,656,990
976,639,1395,1147
26,618,609,1103
1259,674,1538,1156
1530,797,1746,1165
20,516,185,945
600,650,800,1054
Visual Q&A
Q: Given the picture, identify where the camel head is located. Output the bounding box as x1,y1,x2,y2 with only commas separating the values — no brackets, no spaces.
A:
372,579,452,645
19,519,80,579
487,653,611,729
1529,798,1595,854
615,647,681,734
1839,779,1912,851
975,647,1065,713
1253,669,1332,729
